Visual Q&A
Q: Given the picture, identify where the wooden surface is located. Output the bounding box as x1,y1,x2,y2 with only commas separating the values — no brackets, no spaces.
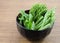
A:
0,0,60,43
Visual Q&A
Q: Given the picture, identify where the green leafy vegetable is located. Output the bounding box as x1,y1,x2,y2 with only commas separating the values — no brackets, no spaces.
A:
18,3,55,31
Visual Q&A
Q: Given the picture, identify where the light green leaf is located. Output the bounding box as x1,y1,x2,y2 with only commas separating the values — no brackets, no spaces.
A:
36,16,43,25
39,23,51,30
31,21,35,30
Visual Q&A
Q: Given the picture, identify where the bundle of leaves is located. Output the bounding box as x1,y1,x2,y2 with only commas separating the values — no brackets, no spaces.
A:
18,3,55,31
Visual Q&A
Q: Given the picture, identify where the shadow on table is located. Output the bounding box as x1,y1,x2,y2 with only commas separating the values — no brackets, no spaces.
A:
30,39,44,43
27,38,44,43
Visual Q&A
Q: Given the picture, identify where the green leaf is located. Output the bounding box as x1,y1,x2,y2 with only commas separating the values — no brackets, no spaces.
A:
20,10,29,19
24,19,29,28
29,3,40,16
29,3,47,21
29,14,33,22
35,19,43,29
27,14,33,29
31,21,35,30
40,8,55,29
50,15,55,28
39,23,51,30
44,17,50,25
36,16,43,25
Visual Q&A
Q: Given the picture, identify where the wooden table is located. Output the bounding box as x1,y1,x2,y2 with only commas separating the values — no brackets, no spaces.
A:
0,0,60,43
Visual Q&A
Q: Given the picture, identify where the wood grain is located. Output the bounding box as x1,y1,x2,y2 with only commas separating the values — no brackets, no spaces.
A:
0,0,60,43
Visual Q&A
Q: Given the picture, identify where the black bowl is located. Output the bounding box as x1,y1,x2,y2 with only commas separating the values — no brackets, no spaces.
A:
16,10,53,41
